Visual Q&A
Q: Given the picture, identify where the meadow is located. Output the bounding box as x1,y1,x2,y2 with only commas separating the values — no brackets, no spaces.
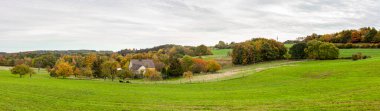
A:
0,49,380,110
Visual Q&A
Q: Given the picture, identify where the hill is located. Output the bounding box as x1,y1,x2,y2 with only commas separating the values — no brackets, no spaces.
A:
0,49,379,110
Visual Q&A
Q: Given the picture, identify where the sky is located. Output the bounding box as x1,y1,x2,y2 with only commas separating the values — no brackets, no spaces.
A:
0,0,379,52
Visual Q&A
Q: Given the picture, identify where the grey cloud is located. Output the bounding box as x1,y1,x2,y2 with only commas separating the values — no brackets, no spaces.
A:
0,0,379,52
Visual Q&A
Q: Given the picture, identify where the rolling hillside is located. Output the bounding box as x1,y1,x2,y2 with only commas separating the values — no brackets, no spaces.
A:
0,49,379,110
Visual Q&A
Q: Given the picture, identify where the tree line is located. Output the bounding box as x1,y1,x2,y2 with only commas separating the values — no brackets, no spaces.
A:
302,27,380,43
8,45,221,81
231,38,287,65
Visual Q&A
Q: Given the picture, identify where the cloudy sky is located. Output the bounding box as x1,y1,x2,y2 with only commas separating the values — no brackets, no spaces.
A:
0,0,379,52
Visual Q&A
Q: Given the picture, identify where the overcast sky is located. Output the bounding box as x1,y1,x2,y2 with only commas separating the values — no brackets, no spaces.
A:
0,0,379,52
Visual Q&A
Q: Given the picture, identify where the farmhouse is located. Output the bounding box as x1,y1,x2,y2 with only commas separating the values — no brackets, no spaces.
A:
129,59,156,75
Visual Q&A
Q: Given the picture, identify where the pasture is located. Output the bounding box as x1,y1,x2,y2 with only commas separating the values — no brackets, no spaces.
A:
0,49,380,110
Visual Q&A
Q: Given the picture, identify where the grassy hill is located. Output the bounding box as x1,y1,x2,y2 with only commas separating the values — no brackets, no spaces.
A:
0,49,380,110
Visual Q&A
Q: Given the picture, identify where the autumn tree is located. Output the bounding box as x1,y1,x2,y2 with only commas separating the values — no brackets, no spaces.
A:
101,60,120,81
10,64,35,78
54,60,74,78
351,30,361,43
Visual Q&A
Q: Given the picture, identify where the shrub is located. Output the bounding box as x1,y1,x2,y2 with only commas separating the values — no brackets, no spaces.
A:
191,58,208,73
183,71,193,82
289,42,307,59
352,53,362,61
318,43,340,60
305,40,339,60
207,60,221,73
345,43,353,49
144,68,162,81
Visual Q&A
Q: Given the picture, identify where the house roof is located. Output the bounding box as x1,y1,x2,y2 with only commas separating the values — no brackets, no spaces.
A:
130,59,155,71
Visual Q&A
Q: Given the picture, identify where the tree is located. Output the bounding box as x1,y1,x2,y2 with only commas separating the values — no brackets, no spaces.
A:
118,63,133,80
195,45,212,56
232,38,286,65
101,60,120,81
180,55,194,72
289,43,307,59
167,57,183,77
207,60,221,73
82,67,93,78
363,28,377,43
183,71,193,83
55,61,74,78
351,30,361,43
215,41,228,49
373,32,380,43
10,64,35,78
32,54,58,72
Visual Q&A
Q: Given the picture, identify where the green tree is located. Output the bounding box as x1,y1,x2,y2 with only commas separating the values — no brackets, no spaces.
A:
195,45,212,56
118,63,133,80
363,28,377,43
10,64,35,78
305,40,339,60
101,60,120,81
373,32,380,43
167,57,183,77
289,43,307,59
180,55,194,72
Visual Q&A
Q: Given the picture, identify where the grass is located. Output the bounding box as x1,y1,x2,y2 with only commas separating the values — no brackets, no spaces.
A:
202,49,231,60
1,49,380,110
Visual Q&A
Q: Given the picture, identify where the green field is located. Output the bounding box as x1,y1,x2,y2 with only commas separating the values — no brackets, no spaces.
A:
1,49,380,110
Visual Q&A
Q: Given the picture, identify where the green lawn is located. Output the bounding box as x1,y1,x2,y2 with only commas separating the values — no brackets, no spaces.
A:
202,49,231,60
1,49,380,110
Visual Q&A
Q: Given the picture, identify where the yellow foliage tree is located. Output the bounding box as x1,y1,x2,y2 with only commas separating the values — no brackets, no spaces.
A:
55,61,74,78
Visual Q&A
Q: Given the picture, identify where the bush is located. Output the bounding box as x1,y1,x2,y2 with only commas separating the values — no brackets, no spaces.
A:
207,60,221,73
183,71,193,82
143,68,162,81
345,43,353,49
352,53,362,61
191,58,208,73
289,42,307,59
305,40,339,60
318,43,340,60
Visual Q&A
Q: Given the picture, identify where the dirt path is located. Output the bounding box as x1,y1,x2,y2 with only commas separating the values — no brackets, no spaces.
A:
131,60,304,84
184,60,303,83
